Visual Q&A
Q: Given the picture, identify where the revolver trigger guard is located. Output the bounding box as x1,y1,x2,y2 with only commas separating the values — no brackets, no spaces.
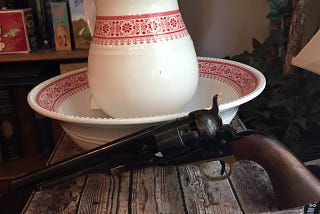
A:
196,162,233,181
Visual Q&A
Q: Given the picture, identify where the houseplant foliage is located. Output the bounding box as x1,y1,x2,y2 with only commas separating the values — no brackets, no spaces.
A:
228,0,320,160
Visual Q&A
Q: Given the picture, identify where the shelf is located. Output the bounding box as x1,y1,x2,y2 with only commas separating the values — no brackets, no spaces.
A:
0,49,88,63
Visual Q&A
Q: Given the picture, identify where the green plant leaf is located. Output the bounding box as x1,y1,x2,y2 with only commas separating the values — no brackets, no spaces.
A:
308,113,320,127
266,0,289,22
310,100,320,113
303,72,320,97
291,117,308,130
257,110,273,120
267,93,286,107
267,29,287,45
230,3,320,158
252,38,263,50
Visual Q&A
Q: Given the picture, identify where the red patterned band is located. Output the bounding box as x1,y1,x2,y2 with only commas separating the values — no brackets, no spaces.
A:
198,60,258,96
92,9,188,45
36,60,259,112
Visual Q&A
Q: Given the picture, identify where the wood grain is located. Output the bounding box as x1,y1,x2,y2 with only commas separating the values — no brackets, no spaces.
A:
23,133,86,213
229,161,277,213
23,175,86,213
77,173,129,214
178,162,242,214
131,166,185,214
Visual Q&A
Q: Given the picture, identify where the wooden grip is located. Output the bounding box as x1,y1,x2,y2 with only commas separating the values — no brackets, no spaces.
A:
230,134,320,209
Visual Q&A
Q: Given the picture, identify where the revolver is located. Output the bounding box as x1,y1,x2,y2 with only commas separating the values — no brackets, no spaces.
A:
6,96,320,210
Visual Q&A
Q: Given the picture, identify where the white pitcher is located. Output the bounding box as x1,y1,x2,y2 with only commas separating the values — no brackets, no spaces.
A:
84,0,199,118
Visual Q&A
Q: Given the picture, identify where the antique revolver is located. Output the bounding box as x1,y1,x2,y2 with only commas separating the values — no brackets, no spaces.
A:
5,96,320,211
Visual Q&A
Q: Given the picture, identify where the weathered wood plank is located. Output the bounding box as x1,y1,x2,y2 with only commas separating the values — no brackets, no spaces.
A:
23,133,86,213
23,175,87,213
77,172,130,214
229,160,303,213
116,172,131,214
229,160,276,213
130,166,185,214
260,210,303,214
178,162,242,214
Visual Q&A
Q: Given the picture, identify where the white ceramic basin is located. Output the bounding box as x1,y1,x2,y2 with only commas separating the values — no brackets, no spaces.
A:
28,57,266,150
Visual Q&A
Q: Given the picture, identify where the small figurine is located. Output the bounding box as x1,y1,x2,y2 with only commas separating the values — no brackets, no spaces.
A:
56,19,68,47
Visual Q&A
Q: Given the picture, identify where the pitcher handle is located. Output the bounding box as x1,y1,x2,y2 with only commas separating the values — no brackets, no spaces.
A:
83,0,96,36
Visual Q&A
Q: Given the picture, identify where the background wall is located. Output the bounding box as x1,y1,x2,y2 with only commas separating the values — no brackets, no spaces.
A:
179,0,270,58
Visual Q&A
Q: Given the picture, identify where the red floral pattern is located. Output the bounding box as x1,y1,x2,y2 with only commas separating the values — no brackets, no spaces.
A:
92,10,188,45
36,71,88,111
36,59,259,112
198,60,258,96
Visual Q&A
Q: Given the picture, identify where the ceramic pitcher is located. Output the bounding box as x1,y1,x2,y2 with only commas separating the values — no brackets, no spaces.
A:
84,0,199,118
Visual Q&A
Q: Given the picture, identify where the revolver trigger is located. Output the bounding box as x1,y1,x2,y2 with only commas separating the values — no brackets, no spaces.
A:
197,162,232,181
220,161,226,175
196,156,235,181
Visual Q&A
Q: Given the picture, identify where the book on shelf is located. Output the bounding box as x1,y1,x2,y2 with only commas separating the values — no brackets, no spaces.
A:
0,140,3,163
13,86,53,159
0,0,26,9
26,0,51,48
0,0,7,9
0,8,38,54
0,86,22,161
34,112,54,157
50,1,72,51
0,66,57,160
68,0,91,49
43,0,55,48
